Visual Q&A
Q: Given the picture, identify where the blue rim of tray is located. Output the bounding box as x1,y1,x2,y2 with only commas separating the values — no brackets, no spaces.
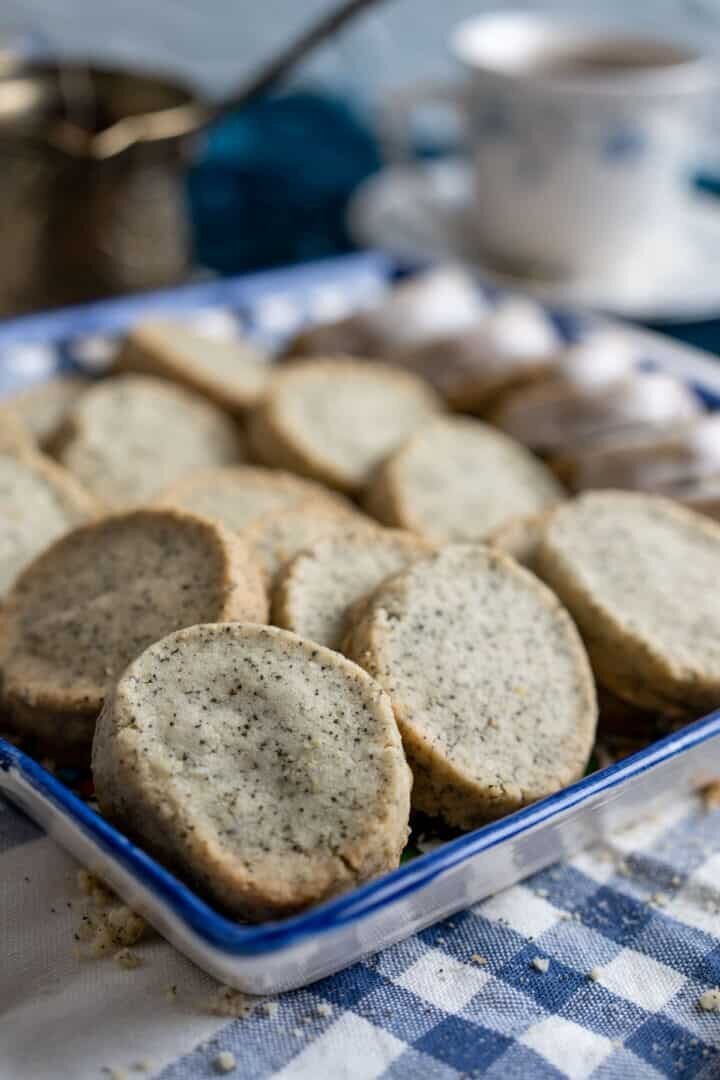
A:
3,713,720,956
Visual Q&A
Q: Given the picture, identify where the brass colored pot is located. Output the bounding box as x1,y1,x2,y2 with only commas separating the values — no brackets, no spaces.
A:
0,64,201,314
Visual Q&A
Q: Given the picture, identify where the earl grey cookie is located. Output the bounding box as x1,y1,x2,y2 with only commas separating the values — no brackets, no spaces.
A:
364,417,563,543
249,359,442,494
117,320,270,414
92,623,411,920
345,544,596,829
273,528,433,650
57,374,244,507
536,490,720,715
0,508,267,753
0,449,99,598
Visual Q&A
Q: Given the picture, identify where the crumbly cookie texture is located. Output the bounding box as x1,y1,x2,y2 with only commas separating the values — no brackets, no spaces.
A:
239,506,376,587
248,359,443,494
535,490,720,715
4,375,91,450
116,320,271,414
155,465,352,532
274,528,433,650
344,544,596,828
485,512,552,571
0,448,100,598
364,417,563,543
0,508,267,751
57,374,244,508
92,623,412,920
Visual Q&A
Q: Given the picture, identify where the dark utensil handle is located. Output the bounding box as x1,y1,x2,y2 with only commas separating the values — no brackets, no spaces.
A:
207,0,391,123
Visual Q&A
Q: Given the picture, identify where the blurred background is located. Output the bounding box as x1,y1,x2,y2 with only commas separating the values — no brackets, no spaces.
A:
2,0,720,342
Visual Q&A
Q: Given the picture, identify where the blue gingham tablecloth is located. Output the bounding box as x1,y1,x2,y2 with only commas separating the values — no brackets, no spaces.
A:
3,254,720,1079
3,791,720,1079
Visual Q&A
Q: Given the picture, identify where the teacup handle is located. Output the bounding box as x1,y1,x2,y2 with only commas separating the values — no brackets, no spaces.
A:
379,81,466,163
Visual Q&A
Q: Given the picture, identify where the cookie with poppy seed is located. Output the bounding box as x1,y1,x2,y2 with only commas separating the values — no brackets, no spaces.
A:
0,508,267,754
0,449,100,598
92,623,412,920
344,544,596,828
364,417,563,543
535,490,720,716
116,320,270,415
249,359,442,494
57,374,244,508
273,528,433,650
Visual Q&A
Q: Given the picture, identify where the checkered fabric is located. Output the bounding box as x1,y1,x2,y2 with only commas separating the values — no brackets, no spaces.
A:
3,792,720,1079
2,255,720,1079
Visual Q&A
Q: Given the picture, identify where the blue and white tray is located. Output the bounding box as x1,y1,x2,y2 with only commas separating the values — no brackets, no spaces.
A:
2,251,720,995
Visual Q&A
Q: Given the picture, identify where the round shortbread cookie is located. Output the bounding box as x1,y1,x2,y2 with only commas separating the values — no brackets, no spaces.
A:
364,417,563,543
92,622,412,920
57,374,244,508
535,490,720,715
344,544,596,828
116,320,271,414
5,375,91,450
239,506,376,586
274,529,433,650
485,512,552,571
0,449,99,598
155,465,352,535
0,508,267,752
249,359,442,494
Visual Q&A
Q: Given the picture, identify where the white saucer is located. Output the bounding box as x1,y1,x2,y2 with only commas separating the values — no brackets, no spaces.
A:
348,161,720,323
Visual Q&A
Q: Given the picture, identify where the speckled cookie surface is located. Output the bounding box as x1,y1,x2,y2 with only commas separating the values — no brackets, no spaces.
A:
536,491,720,715
5,375,91,450
364,417,563,543
249,359,443,493
155,465,351,534
239,506,376,586
57,374,244,507
117,320,270,414
344,544,596,828
274,529,433,650
0,508,267,750
92,623,412,920
0,449,99,598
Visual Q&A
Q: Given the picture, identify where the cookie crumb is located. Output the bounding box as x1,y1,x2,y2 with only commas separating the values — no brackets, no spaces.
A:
114,948,142,970
260,1001,278,1017
535,888,548,898
698,988,720,1012
315,1002,332,1018
292,1027,304,1038
208,986,255,1018
588,967,602,982
470,954,488,966
132,1062,153,1073
532,957,550,973
165,984,178,1002
214,1051,236,1074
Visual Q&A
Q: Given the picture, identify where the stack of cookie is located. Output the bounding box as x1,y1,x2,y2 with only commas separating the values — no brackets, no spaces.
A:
1,282,718,921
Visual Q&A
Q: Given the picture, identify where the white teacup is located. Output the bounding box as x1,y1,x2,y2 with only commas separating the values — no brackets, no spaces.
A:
383,13,717,280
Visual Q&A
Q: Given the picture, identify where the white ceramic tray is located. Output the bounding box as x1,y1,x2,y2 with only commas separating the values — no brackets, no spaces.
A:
2,251,720,994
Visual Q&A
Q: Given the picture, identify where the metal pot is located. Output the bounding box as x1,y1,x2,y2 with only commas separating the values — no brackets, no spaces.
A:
0,64,201,314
